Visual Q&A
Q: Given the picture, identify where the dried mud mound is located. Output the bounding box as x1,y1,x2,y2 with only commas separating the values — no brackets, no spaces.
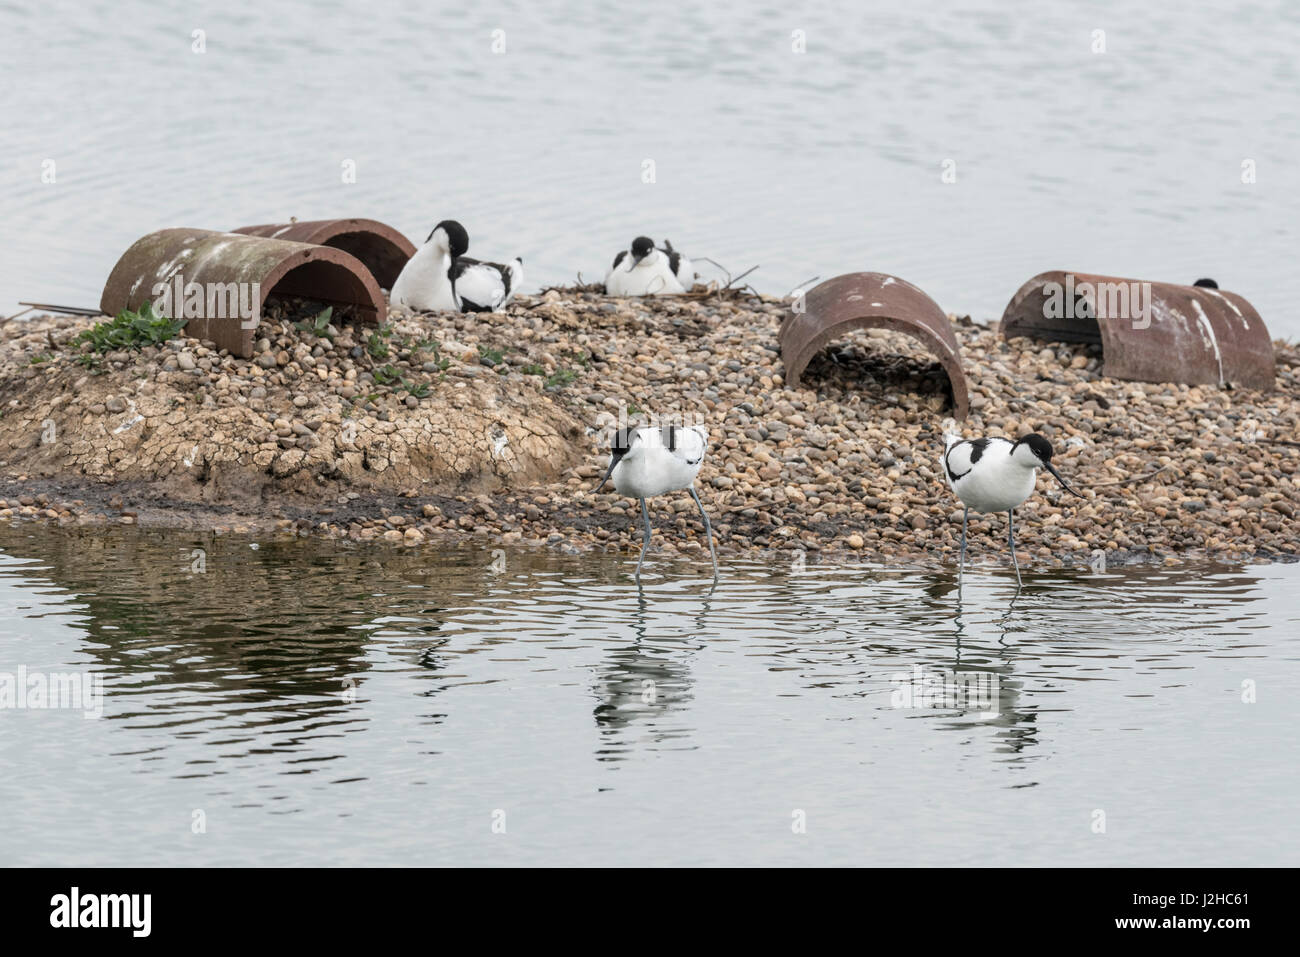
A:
0,304,585,507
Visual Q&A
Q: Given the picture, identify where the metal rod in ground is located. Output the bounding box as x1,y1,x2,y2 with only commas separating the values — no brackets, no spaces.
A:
17,302,103,316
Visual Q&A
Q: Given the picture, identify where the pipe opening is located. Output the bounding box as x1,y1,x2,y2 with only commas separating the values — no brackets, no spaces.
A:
320,232,411,290
263,259,380,326
799,327,957,412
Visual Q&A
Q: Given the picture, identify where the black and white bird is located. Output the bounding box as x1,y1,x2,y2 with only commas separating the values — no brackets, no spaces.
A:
1193,278,1219,289
604,236,690,296
452,250,523,313
943,432,1082,587
659,239,695,289
390,220,522,313
595,424,718,581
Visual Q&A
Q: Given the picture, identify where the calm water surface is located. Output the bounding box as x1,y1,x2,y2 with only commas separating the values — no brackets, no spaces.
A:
1,523,1296,866
3,0,1299,334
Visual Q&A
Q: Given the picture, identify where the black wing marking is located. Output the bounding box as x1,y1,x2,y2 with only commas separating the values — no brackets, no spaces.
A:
946,436,1009,482
448,255,477,283
664,425,704,465
612,250,627,270
450,256,513,311
659,240,681,277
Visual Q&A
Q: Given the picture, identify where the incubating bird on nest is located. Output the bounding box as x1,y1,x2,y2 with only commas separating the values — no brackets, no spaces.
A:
390,219,523,313
604,236,694,296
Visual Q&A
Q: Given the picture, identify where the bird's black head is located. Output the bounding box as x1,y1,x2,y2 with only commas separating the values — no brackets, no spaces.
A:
1014,433,1054,463
1014,433,1083,497
1193,278,1219,289
430,220,470,257
631,236,654,261
608,428,633,455
595,428,635,492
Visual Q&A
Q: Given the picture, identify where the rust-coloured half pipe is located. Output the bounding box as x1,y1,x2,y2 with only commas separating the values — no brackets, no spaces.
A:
99,228,385,357
232,218,416,289
780,272,970,419
1000,271,1275,391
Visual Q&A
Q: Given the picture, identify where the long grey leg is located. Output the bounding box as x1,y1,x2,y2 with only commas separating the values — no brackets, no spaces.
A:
635,497,652,581
959,506,968,589
689,485,719,582
1007,508,1022,589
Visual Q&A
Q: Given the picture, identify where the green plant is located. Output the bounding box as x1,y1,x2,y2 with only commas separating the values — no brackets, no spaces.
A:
521,363,546,377
365,323,394,359
294,306,334,340
545,368,578,389
372,364,401,386
477,345,505,365
75,301,186,354
425,341,451,372
74,354,103,372
403,379,431,399
29,353,53,365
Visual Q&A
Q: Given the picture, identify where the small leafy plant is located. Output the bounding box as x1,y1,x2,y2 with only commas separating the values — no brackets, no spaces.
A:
372,364,401,386
477,345,505,365
366,324,394,359
294,306,334,340
565,349,592,370
75,301,186,354
424,341,451,372
545,368,578,389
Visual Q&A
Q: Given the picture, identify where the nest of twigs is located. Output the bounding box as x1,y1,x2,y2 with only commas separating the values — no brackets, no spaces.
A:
525,258,765,308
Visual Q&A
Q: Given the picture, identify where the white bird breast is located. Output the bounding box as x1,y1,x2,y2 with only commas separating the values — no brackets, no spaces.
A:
611,426,706,498
390,242,458,311
605,250,686,297
945,438,1038,513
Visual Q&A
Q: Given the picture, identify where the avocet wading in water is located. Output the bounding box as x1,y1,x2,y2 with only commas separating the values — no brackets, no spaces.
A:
595,424,718,582
604,236,693,296
944,432,1082,588
390,219,522,313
